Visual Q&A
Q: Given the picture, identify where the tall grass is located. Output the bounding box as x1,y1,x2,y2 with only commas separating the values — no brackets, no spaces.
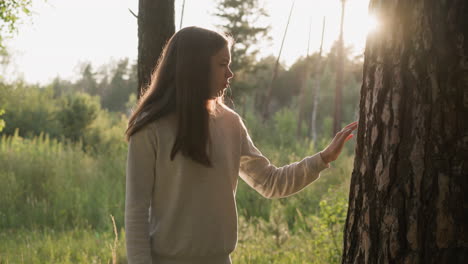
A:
0,107,355,263
0,130,126,231
0,226,126,263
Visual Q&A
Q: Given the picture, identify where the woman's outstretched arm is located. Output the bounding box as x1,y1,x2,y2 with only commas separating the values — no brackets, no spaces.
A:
239,118,357,199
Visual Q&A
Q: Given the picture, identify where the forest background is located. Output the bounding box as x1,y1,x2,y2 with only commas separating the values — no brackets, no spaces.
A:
0,0,363,263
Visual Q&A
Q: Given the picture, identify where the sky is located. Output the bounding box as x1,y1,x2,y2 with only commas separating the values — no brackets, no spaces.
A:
2,0,372,85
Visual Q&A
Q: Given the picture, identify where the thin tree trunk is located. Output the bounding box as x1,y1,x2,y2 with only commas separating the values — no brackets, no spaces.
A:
179,0,186,30
343,0,468,263
333,0,345,136
296,69,308,138
311,75,320,143
262,0,295,121
296,18,313,138
311,16,326,143
137,0,175,98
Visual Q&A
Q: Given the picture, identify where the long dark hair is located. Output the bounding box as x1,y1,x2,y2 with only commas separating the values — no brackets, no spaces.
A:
126,27,233,167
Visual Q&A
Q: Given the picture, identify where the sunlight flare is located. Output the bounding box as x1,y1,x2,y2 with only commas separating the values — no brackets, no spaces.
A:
365,13,379,34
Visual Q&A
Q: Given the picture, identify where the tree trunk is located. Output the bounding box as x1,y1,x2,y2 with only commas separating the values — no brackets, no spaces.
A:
137,0,175,98
310,17,326,142
297,17,315,139
342,0,468,263
311,76,320,143
333,0,345,136
261,0,295,121
297,63,309,138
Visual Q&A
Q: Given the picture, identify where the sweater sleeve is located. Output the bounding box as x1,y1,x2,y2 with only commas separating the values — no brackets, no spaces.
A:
125,123,157,264
238,118,330,199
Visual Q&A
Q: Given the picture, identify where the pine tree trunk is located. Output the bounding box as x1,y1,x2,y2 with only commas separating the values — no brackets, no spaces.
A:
311,76,320,143
333,0,345,136
342,0,468,263
137,0,175,98
310,17,325,142
297,65,309,138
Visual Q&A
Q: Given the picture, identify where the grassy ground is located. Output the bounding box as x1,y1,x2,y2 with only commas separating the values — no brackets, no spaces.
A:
0,109,355,263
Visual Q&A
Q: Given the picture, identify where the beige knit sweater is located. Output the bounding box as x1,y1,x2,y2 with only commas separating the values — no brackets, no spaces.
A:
125,104,330,264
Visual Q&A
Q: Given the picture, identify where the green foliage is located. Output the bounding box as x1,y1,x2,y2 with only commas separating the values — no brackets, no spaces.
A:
56,93,99,142
233,55,287,114
214,0,270,73
0,108,5,132
125,92,137,114
75,63,99,95
235,43,362,138
231,181,350,264
214,0,271,104
0,0,32,51
0,131,126,231
100,59,137,112
44,59,137,113
0,82,62,138
0,227,127,263
82,110,128,154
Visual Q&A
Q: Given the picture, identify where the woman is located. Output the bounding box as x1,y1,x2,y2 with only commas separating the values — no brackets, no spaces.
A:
125,26,357,264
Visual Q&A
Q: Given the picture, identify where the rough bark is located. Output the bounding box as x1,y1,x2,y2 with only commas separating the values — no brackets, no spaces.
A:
342,0,468,263
137,0,175,98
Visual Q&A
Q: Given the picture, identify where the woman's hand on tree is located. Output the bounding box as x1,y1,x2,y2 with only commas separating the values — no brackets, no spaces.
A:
320,121,358,164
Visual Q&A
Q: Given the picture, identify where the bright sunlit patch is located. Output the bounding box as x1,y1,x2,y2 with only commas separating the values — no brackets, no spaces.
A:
366,13,379,34
7,0,372,84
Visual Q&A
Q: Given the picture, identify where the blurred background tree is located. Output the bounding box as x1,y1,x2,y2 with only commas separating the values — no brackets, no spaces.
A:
214,0,271,106
56,92,99,143
0,0,34,135
0,0,33,52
